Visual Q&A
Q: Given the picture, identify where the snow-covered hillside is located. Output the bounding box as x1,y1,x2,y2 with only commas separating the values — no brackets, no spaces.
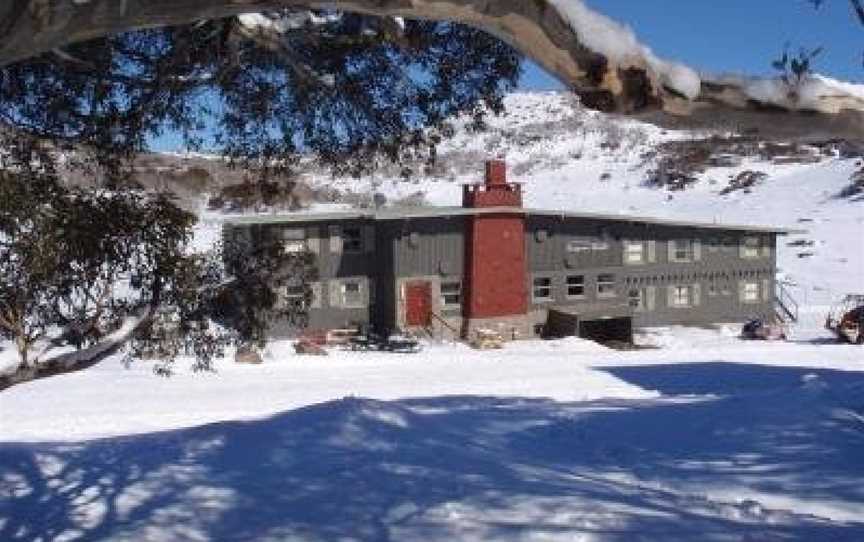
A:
314,92,863,306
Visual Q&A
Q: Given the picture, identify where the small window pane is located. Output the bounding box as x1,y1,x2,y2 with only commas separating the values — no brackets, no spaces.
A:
441,282,462,307
742,237,761,259
628,288,643,309
743,281,760,302
597,274,616,297
533,277,552,301
342,281,363,307
566,275,585,297
672,285,691,307
673,240,692,262
624,242,644,264
342,227,363,252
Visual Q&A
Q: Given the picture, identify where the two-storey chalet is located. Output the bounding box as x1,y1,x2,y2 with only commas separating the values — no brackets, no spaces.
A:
224,160,799,343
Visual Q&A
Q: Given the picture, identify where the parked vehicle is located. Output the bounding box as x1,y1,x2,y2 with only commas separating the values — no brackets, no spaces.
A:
826,295,864,344
740,318,787,341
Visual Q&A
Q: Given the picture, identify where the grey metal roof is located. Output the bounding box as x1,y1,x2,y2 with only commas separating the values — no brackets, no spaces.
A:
222,206,804,234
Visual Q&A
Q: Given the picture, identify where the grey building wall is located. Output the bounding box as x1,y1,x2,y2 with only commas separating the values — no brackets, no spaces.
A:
226,212,780,340
524,217,777,329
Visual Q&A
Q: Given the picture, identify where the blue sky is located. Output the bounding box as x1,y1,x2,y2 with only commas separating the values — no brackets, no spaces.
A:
522,0,863,90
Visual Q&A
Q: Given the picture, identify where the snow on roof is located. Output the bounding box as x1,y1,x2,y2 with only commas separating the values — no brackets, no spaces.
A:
223,206,802,234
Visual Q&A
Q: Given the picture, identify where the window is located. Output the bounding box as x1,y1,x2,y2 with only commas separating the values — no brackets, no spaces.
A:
597,274,616,297
624,241,644,264
708,238,720,252
671,239,693,262
533,277,552,302
741,281,760,303
342,281,363,308
671,285,692,308
741,237,761,259
628,288,643,309
441,281,462,308
342,227,363,253
285,283,308,308
281,228,306,253
566,275,585,298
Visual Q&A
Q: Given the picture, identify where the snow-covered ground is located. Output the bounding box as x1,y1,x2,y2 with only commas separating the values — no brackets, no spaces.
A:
2,321,864,540
2,92,863,540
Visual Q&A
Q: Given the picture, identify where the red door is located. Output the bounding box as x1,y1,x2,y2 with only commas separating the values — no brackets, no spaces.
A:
405,282,432,327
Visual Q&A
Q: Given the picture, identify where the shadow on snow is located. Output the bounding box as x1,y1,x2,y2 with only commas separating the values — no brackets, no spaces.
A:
2,363,863,541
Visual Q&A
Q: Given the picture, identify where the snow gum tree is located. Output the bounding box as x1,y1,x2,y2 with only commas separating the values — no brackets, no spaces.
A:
0,170,195,371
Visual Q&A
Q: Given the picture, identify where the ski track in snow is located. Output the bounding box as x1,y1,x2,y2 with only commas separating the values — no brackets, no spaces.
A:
2,92,863,541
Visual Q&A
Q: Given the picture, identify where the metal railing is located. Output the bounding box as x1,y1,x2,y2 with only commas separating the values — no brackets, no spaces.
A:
775,281,800,323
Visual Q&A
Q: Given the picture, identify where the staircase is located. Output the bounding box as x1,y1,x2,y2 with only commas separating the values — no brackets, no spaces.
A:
775,281,799,323
427,311,461,342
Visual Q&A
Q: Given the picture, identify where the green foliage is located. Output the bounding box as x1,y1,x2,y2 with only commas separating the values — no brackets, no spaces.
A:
0,12,521,183
0,171,195,366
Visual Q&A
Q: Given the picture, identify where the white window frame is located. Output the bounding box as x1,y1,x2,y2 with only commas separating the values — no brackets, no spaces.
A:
624,241,644,265
566,275,586,298
741,281,761,304
671,285,692,308
280,228,307,254
284,283,309,309
341,280,364,308
533,276,553,303
440,281,462,309
597,274,617,298
671,239,693,263
628,288,644,309
741,237,761,259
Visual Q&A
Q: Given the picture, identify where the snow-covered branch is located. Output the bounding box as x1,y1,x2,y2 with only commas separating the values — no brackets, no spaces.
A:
0,0,861,138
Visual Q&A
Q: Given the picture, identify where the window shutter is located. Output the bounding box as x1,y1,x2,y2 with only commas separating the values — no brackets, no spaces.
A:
359,278,369,307
692,283,702,306
329,280,341,308
761,238,772,258
364,225,376,253
329,225,342,254
647,241,657,263
762,279,771,302
645,286,656,311
667,241,676,263
306,227,320,254
667,285,676,308
693,240,702,262
310,282,322,309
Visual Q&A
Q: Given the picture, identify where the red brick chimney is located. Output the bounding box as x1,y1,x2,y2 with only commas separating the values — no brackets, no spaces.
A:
463,159,522,208
461,159,528,329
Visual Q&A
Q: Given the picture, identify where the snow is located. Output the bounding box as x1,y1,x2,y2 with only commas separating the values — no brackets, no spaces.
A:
733,73,864,114
548,0,702,99
2,91,864,540
2,326,864,540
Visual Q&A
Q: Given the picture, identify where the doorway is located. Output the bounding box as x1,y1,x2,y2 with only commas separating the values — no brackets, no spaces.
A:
405,282,432,327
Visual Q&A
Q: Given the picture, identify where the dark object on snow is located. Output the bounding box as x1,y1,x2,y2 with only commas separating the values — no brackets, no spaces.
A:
294,340,328,356
349,328,421,353
826,295,864,345
235,345,263,364
741,319,787,341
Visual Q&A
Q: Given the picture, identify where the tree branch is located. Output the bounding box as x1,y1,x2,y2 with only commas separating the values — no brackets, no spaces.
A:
0,1,861,139
851,0,864,26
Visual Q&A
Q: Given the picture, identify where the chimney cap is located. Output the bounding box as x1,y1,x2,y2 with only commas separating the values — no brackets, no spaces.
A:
485,159,507,186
